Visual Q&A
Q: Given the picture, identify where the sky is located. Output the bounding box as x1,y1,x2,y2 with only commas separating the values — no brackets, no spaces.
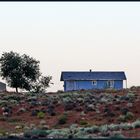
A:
0,2,140,92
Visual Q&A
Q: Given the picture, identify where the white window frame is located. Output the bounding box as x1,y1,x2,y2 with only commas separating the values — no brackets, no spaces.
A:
92,80,97,86
107,80,114,88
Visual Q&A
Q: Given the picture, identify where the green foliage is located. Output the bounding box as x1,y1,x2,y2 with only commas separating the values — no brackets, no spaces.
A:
132,119,140,128
0,100,8,106
79,120,88,126
118,112,134,122
47,129,69,138
85,125,99,133
108,124,120,131
99,124,108,133
125,112,134,120
118,115,126,122
119,123,133,130
37,112,45,119
31,76,53,93
110,132,125,138
0,51,40,92
127,92,135,98
58,114,68,125
24,129,48,138
3,95,20,101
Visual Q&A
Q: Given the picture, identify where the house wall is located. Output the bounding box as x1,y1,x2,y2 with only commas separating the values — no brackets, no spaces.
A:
64,80,123,91
0,83,6,92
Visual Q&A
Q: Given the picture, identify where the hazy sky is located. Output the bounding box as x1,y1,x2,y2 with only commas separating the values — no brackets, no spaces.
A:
0,2,140,92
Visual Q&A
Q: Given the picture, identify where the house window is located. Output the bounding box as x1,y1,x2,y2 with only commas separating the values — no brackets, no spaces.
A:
107,80,114,88
92,80,97,85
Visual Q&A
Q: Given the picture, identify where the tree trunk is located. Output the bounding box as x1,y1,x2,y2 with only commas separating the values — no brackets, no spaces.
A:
16,87,18,93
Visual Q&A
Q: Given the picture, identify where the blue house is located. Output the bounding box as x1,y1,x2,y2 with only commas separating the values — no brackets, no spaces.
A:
60,71,127,91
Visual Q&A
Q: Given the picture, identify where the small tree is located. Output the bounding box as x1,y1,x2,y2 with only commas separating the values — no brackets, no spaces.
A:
0,51,51,93
31,75,53,93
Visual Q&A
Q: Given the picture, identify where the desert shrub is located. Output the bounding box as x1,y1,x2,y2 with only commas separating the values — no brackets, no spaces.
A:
110,132,125,138
0,100,8,106
118,115,126,122
125,112,134,120
79,120,88,126
3,95,20,101
127,92,135,98
0,116,7,121
119,123,133,130
100,98,108,103
58,114,68,125
0,129,7,136
47,129,69,138
70,124,78,130
99,124,108,133
24,129,48,138
73,131,86,138
37,112,45,119
57,90,64,93
108,124,120,131
7,118,22,123
132,119,140,128
9,99,18,104
85,125,99,133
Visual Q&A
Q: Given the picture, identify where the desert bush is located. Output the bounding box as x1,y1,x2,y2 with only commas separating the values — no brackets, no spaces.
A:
0,129,7,137
110,131,125,138
7,118,22,123
47,129,69,138
24,129,48,138
125,112,134,120
119,123,133,130
79,120,88,126
121,108,129,115
132,119,140,128
127,92,135,98
9,99,18,104
108,124,120,131
57,90,64,93
73,131,86,138
58,114,68,125
99,124,108,133
85,104,95,111
85,125,99,133
0,100,8,106
118,115,126,122
37,112,45,119
0,116,7,121
3,95,20,101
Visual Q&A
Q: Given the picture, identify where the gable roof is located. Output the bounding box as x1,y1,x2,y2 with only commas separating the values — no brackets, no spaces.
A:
60,71,127,81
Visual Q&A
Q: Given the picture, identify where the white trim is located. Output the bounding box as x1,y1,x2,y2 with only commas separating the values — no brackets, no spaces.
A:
107,80,114,88
92,80,97,86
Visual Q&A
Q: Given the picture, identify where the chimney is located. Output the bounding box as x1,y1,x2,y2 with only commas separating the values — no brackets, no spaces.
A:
89,69,92,72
